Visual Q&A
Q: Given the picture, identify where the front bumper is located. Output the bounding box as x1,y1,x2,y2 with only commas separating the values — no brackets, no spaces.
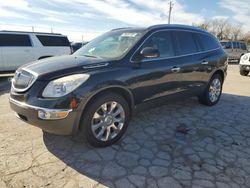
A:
240,65,250,71
9,97,77,135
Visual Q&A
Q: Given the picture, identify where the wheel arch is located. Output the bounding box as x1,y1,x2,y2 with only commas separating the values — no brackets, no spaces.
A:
213,69,225,83
73,85,135,133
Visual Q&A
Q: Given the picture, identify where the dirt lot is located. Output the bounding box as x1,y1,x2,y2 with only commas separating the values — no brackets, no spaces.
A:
0,65,250,188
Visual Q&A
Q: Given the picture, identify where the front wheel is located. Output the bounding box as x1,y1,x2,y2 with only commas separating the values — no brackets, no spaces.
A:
79,92,130,147
198,74,223,106
240,70,249,76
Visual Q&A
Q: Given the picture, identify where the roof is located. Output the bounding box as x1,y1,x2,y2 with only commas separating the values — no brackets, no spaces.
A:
0,30,63,36
111,24,208,34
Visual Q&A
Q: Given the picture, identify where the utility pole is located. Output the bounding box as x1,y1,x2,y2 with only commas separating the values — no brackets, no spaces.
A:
168,1,174,24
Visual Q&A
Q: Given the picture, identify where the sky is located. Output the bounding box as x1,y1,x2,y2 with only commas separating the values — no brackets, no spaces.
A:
0,0,249,41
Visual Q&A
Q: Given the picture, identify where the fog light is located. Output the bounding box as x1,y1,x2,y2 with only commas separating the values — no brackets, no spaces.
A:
38,110,70,120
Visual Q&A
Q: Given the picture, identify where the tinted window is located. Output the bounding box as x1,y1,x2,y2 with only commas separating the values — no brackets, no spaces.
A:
232,42,239,49
36,35,70,46
0,34,31,46
221,41,232,49
240,42,247,50
174,31,198,55
197,33,219,51
141,31,175,58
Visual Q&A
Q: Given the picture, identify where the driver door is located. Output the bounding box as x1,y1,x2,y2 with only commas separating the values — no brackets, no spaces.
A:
131,30,183,104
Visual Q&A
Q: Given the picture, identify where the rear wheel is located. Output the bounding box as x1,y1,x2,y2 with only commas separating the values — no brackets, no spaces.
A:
240,70,249,76
198,74,223,106
79,92,130,147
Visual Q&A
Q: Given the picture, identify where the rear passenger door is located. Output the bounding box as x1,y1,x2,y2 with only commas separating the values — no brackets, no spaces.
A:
0,34,34,71
173,31,214,94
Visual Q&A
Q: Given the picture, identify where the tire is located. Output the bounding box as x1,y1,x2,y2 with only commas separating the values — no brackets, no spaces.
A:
198,74,223,106
240,70,249,76
79,92,130,147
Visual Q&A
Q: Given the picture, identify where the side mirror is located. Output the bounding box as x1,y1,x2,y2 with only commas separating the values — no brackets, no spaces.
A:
140,47,160,59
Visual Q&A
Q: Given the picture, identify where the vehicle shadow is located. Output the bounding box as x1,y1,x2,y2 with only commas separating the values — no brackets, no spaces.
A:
43,93,250,187
0,77,11,96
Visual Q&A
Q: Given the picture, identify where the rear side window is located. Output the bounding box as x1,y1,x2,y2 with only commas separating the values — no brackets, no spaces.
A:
0,34,32,46
36,35,70,46
141,31,175,58
174,31,198,55
197,33,219,51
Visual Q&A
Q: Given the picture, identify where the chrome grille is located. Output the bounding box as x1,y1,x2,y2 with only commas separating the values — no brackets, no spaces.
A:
12,69,37,92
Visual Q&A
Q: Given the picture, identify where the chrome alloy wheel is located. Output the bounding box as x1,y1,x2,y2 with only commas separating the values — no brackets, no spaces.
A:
91,101,125,142
209,78,221,103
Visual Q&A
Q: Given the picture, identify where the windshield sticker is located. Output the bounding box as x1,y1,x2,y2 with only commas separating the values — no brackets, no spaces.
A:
121,33,138,37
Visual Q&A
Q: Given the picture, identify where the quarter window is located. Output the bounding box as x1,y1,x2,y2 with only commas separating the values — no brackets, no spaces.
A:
36,35,70,46
197,33,220,51
0,34,32,46
140,31,175,58
174,31,198,55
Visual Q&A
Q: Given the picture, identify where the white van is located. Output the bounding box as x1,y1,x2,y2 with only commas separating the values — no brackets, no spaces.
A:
0,31,72,71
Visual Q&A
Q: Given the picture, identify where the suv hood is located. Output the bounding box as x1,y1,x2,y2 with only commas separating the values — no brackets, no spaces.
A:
21,55,109,76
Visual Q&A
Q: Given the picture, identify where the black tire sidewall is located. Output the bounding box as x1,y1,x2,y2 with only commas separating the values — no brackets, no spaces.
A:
240,70,249,76
80,93,130,147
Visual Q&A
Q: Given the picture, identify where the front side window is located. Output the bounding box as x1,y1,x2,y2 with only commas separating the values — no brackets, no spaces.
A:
140,31,175,59
0,34,31,46
221,41,232,49
36,35,70,46
74,30,145,59
174,31,198,55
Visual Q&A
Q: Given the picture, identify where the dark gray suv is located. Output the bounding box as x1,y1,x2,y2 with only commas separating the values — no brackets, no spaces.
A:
10,25,228,147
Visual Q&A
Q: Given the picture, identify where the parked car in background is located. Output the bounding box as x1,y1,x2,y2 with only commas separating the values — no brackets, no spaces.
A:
239,53,250,76
71,42,88,53
0,31,72,71
220,40,248,63
10,25,227,147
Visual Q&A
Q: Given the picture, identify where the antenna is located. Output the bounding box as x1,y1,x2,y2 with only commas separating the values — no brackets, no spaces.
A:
168,1,174,24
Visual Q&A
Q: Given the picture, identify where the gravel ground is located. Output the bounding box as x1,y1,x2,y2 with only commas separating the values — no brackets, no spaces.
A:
0,65,250,188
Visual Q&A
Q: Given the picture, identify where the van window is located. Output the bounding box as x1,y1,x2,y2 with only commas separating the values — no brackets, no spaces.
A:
0,34,32,46
197,33,219,51
232,42,239,49
174,31,198,55
221,41,232,49
240,42,247,50
141,31,175,58
36,35,70,46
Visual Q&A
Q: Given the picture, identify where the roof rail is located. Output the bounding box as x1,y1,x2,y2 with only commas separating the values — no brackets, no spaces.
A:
0,30,62,35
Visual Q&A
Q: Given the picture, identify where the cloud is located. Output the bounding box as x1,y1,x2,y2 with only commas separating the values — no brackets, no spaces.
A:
42,17,68,23
219,0,250,31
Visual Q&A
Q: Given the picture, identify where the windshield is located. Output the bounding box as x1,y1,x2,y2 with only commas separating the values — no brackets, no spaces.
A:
74,30,145,59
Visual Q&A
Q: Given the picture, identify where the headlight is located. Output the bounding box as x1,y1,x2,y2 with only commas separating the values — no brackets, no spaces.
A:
242,54,249,61
42,74,90,98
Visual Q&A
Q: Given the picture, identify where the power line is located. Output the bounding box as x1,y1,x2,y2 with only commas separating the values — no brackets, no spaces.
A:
168,1,174,24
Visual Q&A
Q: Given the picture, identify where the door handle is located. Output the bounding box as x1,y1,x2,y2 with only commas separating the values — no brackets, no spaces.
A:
171,67,181,73
201,61,208,65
